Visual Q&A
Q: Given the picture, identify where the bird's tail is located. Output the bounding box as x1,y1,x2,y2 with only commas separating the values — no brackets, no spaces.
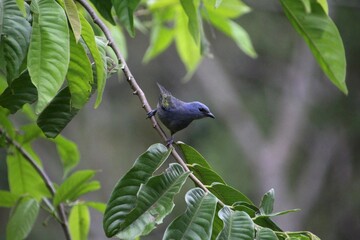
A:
157,82,172,95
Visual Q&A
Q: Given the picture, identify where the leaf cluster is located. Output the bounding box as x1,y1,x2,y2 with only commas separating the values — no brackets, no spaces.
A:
103,143,318,240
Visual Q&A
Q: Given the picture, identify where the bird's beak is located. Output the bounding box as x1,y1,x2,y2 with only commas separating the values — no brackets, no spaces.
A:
206,112,215,119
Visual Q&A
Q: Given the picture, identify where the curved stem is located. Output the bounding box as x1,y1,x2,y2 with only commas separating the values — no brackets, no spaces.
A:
0,128,71,240
76,0,224,207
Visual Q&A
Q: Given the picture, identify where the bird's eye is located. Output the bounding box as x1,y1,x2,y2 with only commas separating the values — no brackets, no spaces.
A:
198,107,206,112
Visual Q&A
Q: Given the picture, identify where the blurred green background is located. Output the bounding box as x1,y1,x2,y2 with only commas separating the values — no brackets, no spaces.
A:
1,0,360,239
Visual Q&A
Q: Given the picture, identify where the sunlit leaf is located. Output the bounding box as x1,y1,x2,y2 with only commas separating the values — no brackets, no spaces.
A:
67,32,93,109
205,0,251,18
175,6,202,75
28,0,70,113
6,198,39,240
143,9,175,62
279,0,347,94
164,188,217,240
64,0,81,42
86,201,106,213
180,0,200,43
7,147,51,200
69,203,90,240
207,12,257,58
53,135,80,178
94,36,108,108
112,0,141,37
0,191,19,207
53,170,97,207
79,14,105,98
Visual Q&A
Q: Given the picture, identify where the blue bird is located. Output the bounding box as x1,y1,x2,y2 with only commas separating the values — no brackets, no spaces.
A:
147,83,214,145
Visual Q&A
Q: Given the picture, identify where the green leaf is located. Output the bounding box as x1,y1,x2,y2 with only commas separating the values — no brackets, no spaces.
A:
94,36,108,108
89,0,115,25
316,0,328,14
116,163,190,239
256,209,300,219
28,0,70,114
208,182,252,205
205,0,251,18
67,32,93,109
188,163,226,185
259,189,275,215
86,201,106,213
7,147,51,200
0,107,15,137
53,169,97,207
207,13,257,58
175,6,202,74
0,71,37,114
18,123,43,144
79,13,105,95
0,0,31,82
177,141,211,169
163,188,217,240
37,87,79,138
283,231,320,240
53,135,80,178
279,0,347,94
112,0,141,37
215,0,223,8
103,144,171,237
216,207,254,240
6,197,39,240
15,0,26,16
180,0,200,44
143,9,175,63
64,0,81,42
212,207,224,240
256,228,278,240
69,203,90,240
0,190,19,207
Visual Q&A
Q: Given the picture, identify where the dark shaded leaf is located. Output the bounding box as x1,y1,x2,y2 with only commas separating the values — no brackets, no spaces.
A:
37,87,79,138
0,71,37,114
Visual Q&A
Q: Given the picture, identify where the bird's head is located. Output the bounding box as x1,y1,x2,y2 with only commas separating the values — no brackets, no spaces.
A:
186,101,215,119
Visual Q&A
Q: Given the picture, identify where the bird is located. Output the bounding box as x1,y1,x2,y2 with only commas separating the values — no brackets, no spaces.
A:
147,83,215,145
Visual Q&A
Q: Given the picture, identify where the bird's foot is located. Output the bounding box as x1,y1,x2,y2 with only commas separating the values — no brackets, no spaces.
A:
146,109,157,119
166,136,174,147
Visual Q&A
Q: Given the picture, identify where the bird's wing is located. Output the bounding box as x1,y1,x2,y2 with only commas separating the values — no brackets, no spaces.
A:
159,92,173,110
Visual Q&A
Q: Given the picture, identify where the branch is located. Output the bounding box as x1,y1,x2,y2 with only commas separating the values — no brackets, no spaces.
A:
0,128,71,240
76,0,224,206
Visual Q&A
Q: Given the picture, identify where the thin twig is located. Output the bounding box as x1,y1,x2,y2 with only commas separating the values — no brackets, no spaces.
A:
0,128,71,240
76,0,224,206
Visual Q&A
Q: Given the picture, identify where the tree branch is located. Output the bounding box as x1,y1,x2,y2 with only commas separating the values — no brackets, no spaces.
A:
0,128,71,240
76,0,224,206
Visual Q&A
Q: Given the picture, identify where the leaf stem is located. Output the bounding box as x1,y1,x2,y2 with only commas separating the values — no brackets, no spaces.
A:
76,0,225,207
0,128,71,240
